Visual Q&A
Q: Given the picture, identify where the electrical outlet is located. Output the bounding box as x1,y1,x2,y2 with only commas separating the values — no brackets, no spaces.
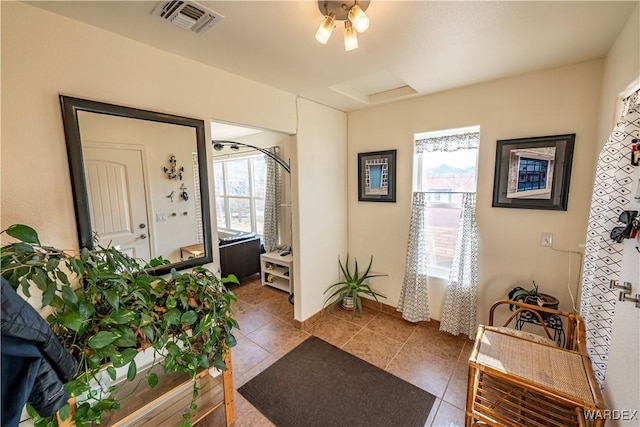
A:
540,232,553,247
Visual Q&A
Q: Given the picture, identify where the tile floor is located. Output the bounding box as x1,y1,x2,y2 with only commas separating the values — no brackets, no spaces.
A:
200,275,471,427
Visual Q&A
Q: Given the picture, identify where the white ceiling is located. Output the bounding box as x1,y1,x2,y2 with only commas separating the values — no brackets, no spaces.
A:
28,1,636,112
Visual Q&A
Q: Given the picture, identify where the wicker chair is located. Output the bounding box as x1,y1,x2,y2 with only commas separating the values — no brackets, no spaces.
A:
465,300,607,427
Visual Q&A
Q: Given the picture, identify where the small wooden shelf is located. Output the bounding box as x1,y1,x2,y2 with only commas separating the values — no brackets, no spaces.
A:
180,243,205,260
265,275,290,292
266,265,290,279
261,252,293,294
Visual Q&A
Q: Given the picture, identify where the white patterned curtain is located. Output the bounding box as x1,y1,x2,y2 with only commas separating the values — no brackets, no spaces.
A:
398,131,480,324
397,192,430,322
416,132,479,153
580,89,639,385
263,147,282,253
439,193,479,339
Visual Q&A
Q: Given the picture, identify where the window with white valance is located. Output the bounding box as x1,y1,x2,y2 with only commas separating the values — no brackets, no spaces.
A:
413,127,479,278
397,126,480,331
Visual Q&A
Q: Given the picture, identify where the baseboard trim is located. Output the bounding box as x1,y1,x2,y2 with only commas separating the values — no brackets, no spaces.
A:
295,298,441,331
293,308,329,330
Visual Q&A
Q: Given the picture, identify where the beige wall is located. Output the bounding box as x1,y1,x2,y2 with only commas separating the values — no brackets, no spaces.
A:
1,1,292,249
593,5,640,422
0,2,347,321
292,98,348,321
596,5,640,154
348,59,604,323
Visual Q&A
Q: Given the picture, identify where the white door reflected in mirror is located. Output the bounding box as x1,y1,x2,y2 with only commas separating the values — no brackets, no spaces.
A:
83,144,151,260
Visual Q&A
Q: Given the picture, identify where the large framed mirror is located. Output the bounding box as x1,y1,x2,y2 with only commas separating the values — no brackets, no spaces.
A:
60,95,213,275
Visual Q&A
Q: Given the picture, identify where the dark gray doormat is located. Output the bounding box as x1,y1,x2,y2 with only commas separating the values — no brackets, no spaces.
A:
238,336,436,427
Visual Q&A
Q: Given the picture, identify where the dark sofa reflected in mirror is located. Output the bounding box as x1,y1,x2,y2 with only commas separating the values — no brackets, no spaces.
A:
218,232,262,280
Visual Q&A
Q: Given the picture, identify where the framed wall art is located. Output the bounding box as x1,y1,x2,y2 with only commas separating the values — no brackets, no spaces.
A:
358,149,397,202
492,134,575,210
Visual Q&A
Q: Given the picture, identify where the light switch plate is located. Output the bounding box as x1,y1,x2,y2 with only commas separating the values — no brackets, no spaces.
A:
540,232,553,247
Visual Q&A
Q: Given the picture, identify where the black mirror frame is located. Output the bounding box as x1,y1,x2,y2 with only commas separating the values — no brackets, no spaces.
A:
59,95,213,275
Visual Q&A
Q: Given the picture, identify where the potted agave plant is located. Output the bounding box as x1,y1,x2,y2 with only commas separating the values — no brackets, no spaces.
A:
0,224,239,427
323,255,386,318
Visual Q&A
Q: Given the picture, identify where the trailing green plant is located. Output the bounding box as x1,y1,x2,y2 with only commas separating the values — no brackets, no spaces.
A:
323,254,386,318
0,224,239,427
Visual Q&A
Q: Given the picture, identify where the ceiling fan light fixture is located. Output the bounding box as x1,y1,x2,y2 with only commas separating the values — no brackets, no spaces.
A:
343,20,358,51
315,13,336,44
348,4,369,33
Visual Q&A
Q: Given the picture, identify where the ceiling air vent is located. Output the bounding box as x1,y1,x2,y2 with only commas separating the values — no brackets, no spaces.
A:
152,1,223,35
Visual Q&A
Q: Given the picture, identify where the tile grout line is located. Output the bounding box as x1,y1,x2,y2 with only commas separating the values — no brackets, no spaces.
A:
339,321,365,349
439,339,471,411
384,323,420,370
333,308,379,348
427,399,444,427
234,304,284,337
240,309,302,356
355,319,407,368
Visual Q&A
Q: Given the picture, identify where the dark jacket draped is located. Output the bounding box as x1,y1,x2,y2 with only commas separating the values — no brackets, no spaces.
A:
1,277,78,426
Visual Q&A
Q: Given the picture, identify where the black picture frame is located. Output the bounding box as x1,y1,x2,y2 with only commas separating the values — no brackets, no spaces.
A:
492,134,575,210
358,150,397,202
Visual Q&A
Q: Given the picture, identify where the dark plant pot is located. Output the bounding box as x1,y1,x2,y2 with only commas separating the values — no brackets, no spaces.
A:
523,293,559,310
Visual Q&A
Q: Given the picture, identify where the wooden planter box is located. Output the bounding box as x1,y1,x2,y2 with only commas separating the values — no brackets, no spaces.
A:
57,351,235,426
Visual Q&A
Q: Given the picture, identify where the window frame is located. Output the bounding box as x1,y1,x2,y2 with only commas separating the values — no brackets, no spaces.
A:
214,154,265,236
413,126,480,279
